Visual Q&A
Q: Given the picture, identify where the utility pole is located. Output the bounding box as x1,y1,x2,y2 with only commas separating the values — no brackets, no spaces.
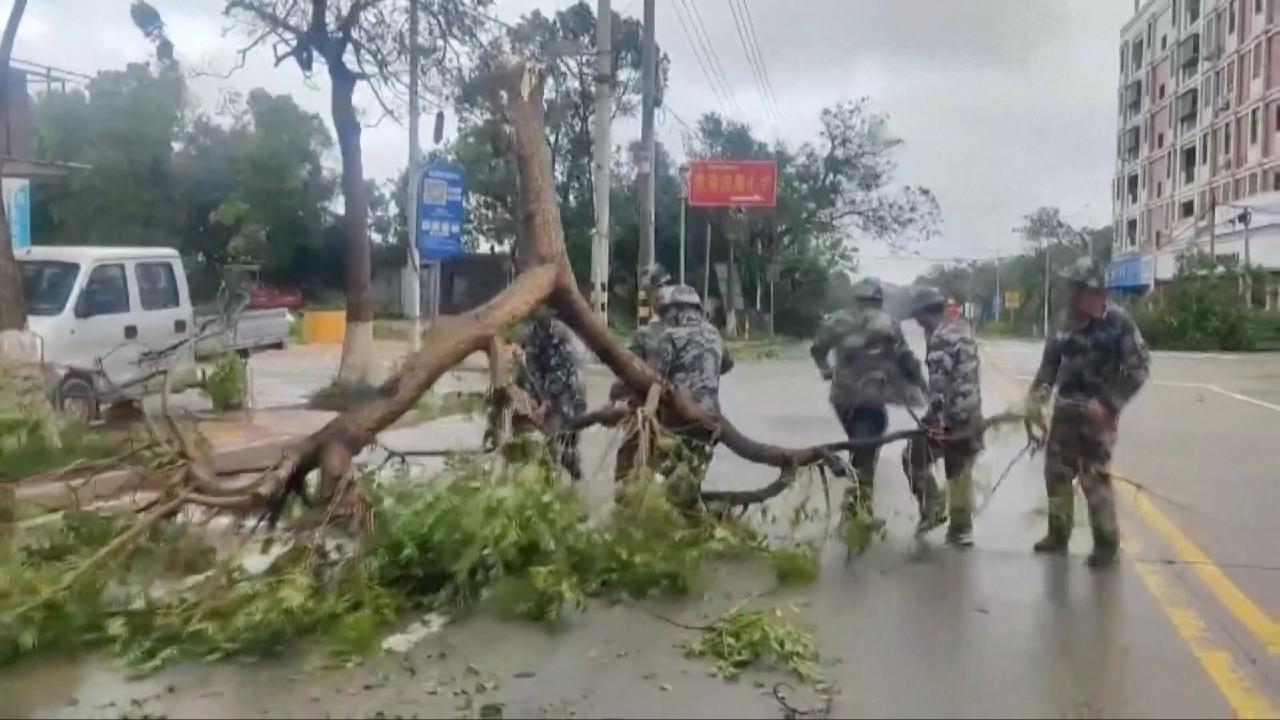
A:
678,164,688,284
591,0,612,322
1042,240,1051,337
638,0,656,271
994,253,1002,323
702,218,712,311
404,0,422,350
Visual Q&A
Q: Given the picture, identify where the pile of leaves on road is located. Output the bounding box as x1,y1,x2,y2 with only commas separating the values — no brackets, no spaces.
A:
682,605,822,682
0,445,826,682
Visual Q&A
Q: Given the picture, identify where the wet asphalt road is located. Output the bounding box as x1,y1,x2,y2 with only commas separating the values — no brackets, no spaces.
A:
5,336,1280,718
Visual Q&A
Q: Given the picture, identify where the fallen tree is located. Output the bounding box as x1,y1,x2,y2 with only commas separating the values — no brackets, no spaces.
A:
16,59,1020,527
214,59,868,523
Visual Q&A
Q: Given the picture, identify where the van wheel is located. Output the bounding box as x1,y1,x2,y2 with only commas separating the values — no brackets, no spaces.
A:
56,376,99,424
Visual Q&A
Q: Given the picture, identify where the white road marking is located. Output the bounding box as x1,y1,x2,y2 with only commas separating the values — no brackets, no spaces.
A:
1010,374,1280,413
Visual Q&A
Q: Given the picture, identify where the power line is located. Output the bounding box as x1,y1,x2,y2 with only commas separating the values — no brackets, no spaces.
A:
725,0,781,135
670,0,733,119
681,0,746,119
738,1,784,127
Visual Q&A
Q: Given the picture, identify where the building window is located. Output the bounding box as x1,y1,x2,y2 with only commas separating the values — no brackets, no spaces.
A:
1182,145,1197,184
1202,133,1211,165
1189,0,1201,23
1180,199,1196,218
1256,0,1263,14
1230,0,1237,33
1158,131,1166,148
1158,180,1164,198
1249,172,1260,194
1254,43,1264,79
1273,170,1280,190
1162,33,1169,51
1275,103,1280,131
1251,106,1261,143
1204,77,1213,108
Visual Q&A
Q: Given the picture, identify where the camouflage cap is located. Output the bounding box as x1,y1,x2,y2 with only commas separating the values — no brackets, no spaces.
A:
1058,256,1105,289
657,283,702,309
639,263,673,293
852,277,884,302
909,285,946,315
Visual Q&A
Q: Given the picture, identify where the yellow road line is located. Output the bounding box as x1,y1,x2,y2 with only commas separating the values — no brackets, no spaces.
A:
982,343,1280,655
1125,534,1280,719
1128,490,1280,655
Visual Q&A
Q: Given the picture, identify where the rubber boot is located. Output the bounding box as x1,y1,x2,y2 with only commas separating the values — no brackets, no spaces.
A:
1033,488,1073,554
1084,479,1120,568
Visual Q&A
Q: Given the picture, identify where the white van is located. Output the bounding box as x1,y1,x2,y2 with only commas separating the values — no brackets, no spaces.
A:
17,246,292,420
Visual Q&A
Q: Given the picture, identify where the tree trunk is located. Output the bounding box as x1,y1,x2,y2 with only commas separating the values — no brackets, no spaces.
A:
330,68,374,385
0,0,28,332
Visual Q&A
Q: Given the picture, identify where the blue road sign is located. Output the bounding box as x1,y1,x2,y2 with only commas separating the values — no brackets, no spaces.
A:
417,164,465,261
4,179,30,250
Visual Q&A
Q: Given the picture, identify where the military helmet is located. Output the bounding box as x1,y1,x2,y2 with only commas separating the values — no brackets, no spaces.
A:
657,283,702,309
852,277,884,303
910,285,947,315
639,263,673,293
1059,256,1105,289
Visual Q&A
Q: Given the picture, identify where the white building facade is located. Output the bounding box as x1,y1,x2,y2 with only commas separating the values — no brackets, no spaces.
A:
1113,0,1280,307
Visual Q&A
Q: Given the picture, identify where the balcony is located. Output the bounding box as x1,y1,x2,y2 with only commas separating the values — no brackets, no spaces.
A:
1178,88,1199,121
1125,80,1142,112
1124,126,1141,160
1179,33,1201,68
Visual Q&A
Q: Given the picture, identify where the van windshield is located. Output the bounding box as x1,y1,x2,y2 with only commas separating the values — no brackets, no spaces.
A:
20,261,80,316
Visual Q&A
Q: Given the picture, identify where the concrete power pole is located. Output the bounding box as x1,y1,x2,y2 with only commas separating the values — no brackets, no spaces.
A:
404,0,422,351
591,0,612,322
638,0,656,271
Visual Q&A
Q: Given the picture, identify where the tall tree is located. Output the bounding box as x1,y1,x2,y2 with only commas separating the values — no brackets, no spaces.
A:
31,64,187,247
691,104,940,334
222,0,486,384
450,2,660,276
0,0,29,331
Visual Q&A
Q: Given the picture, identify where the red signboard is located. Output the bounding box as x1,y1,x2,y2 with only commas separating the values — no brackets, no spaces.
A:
687,159,777,208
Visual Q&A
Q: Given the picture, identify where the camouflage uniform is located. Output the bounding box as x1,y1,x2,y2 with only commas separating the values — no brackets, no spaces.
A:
516,315,587,480
614,286,734,502
811,297,927,514
904,315,983,538
629,263,675,362
1030,302,1150,560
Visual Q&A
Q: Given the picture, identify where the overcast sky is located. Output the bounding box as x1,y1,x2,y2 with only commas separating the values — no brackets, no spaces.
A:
8,0,1132,283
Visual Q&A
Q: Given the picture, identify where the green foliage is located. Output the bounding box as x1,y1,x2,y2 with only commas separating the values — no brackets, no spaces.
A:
31,68,337,297
682,607,822,682
1132,252,1257,351
769,546,819,586
0,444,800,676
201,354,248,413
368,457,766,623
0,421,120,482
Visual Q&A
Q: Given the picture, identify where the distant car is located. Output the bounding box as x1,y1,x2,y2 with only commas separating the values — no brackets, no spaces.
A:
243,280,303,310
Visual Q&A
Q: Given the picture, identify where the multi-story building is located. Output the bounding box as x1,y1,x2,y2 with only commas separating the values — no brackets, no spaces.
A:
1111,0,1280,307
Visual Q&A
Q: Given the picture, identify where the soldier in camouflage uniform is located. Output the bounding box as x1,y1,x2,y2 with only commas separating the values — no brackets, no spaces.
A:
630,263,675,359
811,278,928,517
611,284,734,503
516,307,588,481
903,285,983,546
1028,257,1150,567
